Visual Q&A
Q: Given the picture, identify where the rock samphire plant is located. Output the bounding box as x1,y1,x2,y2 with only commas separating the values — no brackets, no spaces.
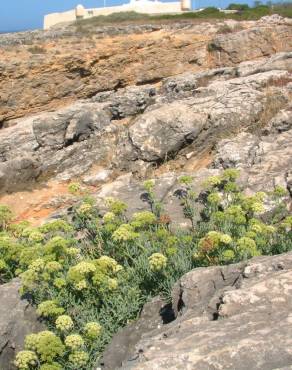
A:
0,170,291,369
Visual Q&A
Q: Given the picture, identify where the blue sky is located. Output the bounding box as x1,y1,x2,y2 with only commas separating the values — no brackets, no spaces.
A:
0,0,263,32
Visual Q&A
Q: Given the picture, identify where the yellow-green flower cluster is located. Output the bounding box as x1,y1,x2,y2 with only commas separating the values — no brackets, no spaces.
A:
67,261,96,290
20,269,38,291
96,256,123,274
68,351,89,366
203,175,222,188
112,224,139,242
21,227,36,239
29,258,45,273
68,182,81,194
199,231,232,249
24,331,65,363
55,315,74,332
84,322,102,340
45,261,62,273
37,300,65,318
65,334,84,350
224,205,246,224
77,203,93,216
178,175,193,186
24,333,39,351
53,277,66,289
131,211,156,229
107,277,118,291
241,193,266,214
14,350,38,369
143,179,155,192
28,231,44,243
195,231,233,263
39,220,73,234
207,192,222,205
148,253,167,272
248,219,276,236
103,212,116,223
222,249,235,261
236,237,260,258
44,236,70,259
105,197,127,215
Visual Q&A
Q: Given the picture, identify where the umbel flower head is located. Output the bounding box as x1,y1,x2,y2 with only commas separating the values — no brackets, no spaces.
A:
112,224,139,242
75,279,87,291
148,253,168,272
14,350,38,369
65,334,84,350
55,315,74,332
69,351,89,366
24,331,65,363
67,261,96,285
103,211,116,223
28,231,44,243
236,237,260,258
53,277,66,289
29,258,45,273
207,192,221,205
45,261,62,273
131,211,156,228
107,277,118,291
84,322,102,340
24,333,39,351
143,179,155,192
37,300,65,318
96,255,123,274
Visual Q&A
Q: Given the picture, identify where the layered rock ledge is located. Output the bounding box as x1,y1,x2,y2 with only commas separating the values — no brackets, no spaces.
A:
101,252,292,370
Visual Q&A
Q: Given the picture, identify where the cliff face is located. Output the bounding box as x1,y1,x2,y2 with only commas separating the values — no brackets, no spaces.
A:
0,15,291,222
1,17,292,126
0,22,212,126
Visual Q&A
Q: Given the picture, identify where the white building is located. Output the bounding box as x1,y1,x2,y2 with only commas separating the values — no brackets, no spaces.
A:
44,0,192,29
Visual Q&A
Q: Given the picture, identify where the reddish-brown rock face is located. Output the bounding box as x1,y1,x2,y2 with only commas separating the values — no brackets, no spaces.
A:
0,23,212,126
1,18,291,127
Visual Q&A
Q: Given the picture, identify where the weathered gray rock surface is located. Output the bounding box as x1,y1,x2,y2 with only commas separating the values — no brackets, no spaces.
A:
101,252,292,370
0,279,45,370
212,111,292,197
209,20,292,66
0,50,291,192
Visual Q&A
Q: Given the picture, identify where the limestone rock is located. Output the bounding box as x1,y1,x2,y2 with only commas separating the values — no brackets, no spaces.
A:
83,169,112,185
209,24,292,66
0,279,45,370
213,124,292,195
128,102,207,162
118,252,292,370
123,71,281,165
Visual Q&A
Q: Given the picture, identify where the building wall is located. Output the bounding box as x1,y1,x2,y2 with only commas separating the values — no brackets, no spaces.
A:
44,1,186,30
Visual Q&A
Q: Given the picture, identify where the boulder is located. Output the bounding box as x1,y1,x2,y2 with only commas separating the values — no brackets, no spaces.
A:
209,24,292,66
118,252,292,370
128,102,207,162
0,279,45,369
